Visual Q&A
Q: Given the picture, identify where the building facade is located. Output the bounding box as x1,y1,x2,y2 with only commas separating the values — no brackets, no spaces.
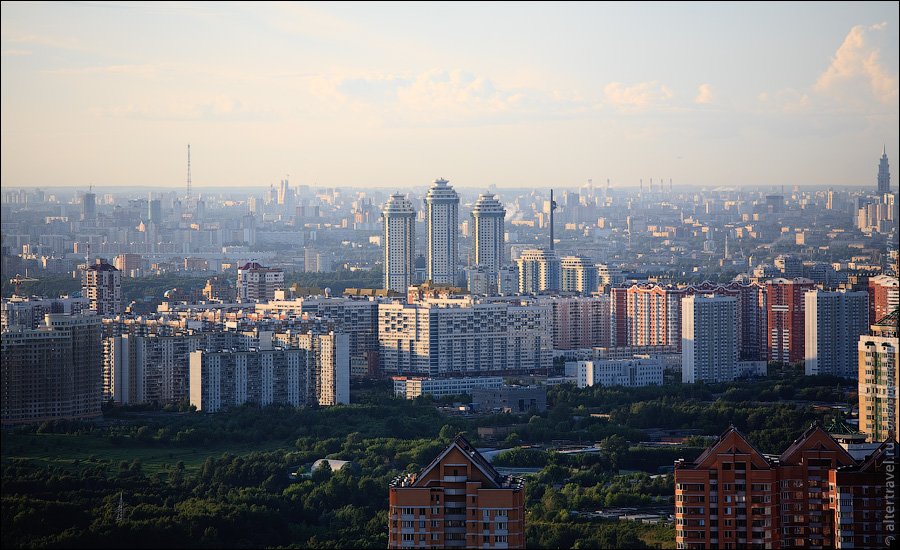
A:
189,348,308,413
858,310,899,443
236,262,284,303
674,425,891,550
564,356,663,388
559,255,598,295
867,274,898,327
383,193,417,293
82,259,122,315
388,435,525,549
425,178,460,285
766,278,815,364
471,192,506,286
682,295,738,384
515,248,559,294
1,313,102,424
378,297,552,377
804,290,869,378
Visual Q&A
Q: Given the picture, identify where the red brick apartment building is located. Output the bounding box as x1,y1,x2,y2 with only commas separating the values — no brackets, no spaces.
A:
674,425,894,550
388,435,525,549
766,278,815,363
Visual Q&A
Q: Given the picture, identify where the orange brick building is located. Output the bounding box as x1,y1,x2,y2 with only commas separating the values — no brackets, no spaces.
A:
388,435,525,549
675,425,893,550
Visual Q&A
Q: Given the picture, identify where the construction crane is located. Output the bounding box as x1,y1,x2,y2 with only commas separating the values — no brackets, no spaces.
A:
9,274,39,296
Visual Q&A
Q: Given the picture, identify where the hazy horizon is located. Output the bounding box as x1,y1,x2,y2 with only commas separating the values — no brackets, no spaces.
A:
2,2,898,189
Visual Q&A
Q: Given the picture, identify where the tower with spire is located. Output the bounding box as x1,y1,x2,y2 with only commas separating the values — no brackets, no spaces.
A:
877,145,891,194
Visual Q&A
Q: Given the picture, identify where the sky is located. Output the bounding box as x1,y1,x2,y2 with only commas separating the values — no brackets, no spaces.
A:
1,1,898,190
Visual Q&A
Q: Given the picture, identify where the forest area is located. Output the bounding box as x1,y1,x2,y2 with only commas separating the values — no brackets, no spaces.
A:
2,372,850,548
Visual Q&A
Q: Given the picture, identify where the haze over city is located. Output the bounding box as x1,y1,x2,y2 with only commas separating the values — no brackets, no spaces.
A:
1,1,898,189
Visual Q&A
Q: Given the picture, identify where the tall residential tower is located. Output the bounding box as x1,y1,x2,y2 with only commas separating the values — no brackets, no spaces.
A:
425,178,460,285
383,193,416,293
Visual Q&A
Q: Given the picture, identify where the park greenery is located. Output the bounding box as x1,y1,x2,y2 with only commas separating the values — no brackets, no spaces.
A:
2,370,852,548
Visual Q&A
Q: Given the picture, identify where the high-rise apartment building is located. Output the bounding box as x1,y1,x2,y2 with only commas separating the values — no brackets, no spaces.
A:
189,348,308,413
675,424,891,550
536,295,610,350
82,259,122,315
766,278,815,363
867,274,898,326
626,285,684,350
378,296,551,377
81,191,96,222
515,248,559,294
388,435,525,549
471,192,505,277
804,290,869,378
877,146,891,194
559,255,598,295
383,193,416,293
1,295,89,331
682,295,738,383
2,313,102,424
236,262,284,303
278,330,350,406
858,310,899,443
425,178,459,285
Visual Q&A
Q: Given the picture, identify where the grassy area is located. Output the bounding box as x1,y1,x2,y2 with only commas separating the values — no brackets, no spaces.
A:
0,432,290,476
638,523,677,549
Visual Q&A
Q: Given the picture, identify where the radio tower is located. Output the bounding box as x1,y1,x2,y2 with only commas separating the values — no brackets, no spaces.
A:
186,144,192,199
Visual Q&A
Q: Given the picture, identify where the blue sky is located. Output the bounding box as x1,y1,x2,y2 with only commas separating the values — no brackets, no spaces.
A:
1,1,897,189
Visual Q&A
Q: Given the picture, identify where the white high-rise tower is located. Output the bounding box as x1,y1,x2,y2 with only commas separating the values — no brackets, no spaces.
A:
471,193,506,274
383,193,416,293
425,178,459,285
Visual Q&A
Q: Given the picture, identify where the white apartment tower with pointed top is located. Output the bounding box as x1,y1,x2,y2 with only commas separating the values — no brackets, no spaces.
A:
382,193,416,293
471,192,506,274
425,178,459,285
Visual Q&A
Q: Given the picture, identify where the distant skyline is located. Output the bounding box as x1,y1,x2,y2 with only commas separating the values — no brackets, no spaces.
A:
1,1,898,189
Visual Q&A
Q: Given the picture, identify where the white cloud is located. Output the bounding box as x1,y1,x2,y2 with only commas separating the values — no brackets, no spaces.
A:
814,22,898,107
603,81,673,111
1,48,32,56
694,83,714,104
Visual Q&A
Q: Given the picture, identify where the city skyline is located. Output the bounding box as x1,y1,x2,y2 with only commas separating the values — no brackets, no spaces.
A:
2,2,898,189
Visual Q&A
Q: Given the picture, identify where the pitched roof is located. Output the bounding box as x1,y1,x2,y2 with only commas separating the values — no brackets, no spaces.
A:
412,434,502,489
778,423,855,466
873,308,898,329
691,425,772,470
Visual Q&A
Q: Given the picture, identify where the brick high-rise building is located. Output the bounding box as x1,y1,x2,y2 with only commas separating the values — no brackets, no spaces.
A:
766,278,815,363
388,435,525,549
674,424,893,550
610,286,629,347
867,274,898,327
